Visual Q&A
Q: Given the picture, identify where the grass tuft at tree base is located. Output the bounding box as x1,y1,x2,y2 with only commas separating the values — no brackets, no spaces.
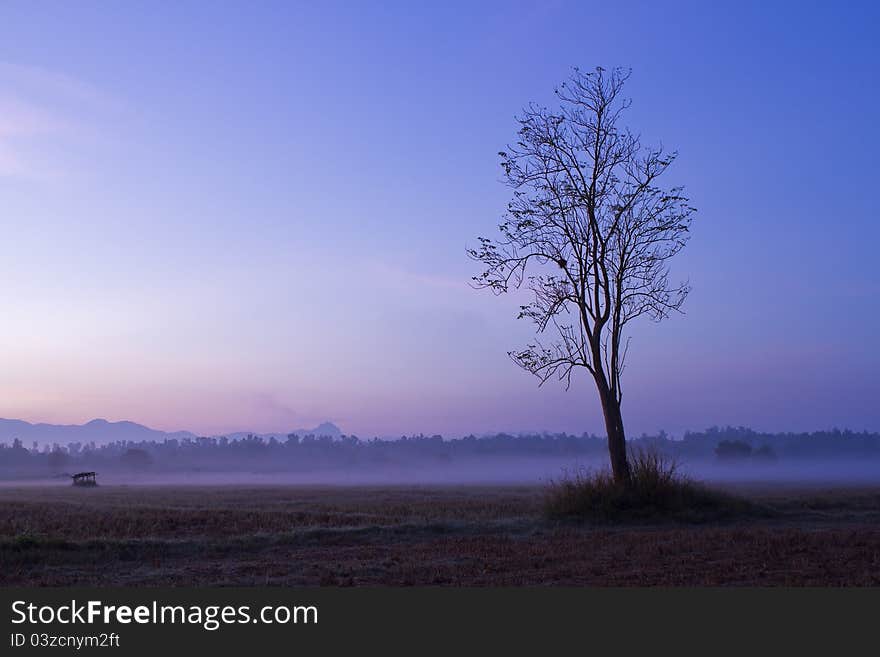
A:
544,450,756,523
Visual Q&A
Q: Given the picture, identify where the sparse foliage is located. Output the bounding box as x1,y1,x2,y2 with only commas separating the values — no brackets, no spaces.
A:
471,67,696,482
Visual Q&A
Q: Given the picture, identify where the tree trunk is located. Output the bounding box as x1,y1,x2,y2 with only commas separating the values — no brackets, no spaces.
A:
597,384,631,484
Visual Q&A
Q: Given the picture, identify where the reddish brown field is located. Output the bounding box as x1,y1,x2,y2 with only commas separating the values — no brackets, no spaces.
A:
2,483,879,585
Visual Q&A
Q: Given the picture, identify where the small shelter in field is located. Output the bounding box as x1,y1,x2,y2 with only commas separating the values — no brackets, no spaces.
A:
71,472,98,487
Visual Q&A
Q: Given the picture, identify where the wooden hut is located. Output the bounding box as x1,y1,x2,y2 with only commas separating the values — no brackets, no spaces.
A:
71,472,98,487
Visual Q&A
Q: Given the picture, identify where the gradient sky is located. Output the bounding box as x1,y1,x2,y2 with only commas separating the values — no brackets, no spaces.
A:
1,1,878,437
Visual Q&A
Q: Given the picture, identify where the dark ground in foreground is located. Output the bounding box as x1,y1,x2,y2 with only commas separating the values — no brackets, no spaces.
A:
2,483,880,586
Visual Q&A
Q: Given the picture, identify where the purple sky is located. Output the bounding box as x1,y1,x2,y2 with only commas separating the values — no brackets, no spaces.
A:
1,2,878,437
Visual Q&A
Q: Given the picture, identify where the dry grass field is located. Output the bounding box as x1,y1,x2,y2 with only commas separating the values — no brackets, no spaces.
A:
2,483,880,586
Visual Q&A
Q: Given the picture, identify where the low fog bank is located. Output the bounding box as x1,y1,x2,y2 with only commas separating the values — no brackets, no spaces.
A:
2,427,880,487
2,457,880,489
676,459,880,486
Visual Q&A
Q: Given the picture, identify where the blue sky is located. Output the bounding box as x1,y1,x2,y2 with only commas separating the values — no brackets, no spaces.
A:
1,1,878,437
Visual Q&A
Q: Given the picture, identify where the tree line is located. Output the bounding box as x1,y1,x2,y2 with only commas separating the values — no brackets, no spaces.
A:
1,427,879,478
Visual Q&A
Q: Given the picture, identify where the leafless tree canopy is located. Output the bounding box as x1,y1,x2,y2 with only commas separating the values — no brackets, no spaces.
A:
470,67,695,406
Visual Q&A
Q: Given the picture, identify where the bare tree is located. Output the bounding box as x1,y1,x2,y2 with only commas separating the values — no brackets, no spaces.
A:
469,67,695,483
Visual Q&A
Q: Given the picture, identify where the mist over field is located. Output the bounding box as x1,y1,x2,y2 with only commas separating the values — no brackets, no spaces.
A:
7,459,875,488
3,419,879,487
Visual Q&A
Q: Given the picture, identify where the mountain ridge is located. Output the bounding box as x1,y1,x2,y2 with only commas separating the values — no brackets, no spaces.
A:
0,418,342,445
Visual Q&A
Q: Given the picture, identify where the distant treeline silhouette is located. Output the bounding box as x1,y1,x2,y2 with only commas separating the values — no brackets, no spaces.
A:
1,426,879,479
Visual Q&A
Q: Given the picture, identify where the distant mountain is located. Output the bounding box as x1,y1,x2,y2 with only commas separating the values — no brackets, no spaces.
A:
0,418,343,446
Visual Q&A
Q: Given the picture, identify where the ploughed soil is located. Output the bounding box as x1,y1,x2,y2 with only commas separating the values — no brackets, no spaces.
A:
1,483,879,586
